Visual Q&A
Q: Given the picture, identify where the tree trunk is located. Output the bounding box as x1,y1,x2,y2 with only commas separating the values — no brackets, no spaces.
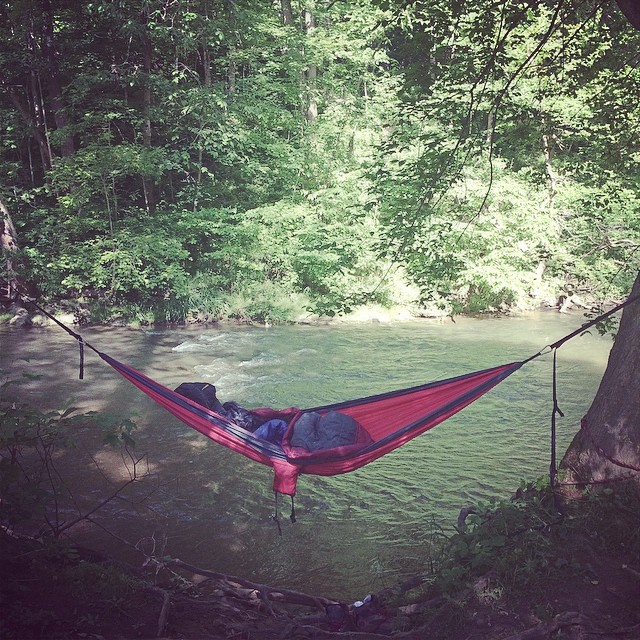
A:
225,0,236,96
1,198,21,303
141,24,156,214
41,0,74,157
303,9,318,123
616,0,640,29
541,127,557,215
7,86,52,173
202,43,212,88
280,0,294,26
560,271,640,493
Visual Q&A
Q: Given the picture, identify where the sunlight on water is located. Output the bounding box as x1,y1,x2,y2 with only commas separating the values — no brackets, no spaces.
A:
0,311,612,599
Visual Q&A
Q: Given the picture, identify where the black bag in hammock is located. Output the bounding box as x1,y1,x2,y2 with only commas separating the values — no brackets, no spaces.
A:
174,382,225,414
174,383,264,431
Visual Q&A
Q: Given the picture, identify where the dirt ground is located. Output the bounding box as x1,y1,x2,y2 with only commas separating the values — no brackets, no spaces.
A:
2,530,639,640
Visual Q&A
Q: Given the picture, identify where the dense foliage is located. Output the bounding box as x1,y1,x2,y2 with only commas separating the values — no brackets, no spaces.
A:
1,0,639,322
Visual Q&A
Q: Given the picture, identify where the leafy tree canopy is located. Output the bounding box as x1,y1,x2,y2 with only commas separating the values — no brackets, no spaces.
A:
1,0,638,320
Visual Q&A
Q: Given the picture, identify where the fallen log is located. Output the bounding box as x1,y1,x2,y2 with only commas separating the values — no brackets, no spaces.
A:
162,556,336,612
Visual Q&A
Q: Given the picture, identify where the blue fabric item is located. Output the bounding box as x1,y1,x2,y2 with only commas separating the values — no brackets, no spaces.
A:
253,419,289,445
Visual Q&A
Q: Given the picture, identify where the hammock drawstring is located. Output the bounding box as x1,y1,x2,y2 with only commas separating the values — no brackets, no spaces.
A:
272,492,283,536
272,492,296,535
290,495,296,524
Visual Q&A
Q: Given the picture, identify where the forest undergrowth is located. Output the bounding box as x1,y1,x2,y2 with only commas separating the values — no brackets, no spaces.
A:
1,482,639,640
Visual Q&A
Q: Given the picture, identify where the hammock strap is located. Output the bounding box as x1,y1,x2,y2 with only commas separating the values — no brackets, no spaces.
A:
549,349,567,513
290,495,296,524
550,349,564,491
22,299,100,379
521,291,640,366
79,337,85,380
548,292,640,351
272,492,283,536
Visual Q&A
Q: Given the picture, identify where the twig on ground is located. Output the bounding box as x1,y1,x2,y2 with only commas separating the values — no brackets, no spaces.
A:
503,611,586,640
622,564,640,580
149,586,171,637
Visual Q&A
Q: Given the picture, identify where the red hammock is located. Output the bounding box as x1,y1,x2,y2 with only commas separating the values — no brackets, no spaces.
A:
24,291,640,499
102,352,522,495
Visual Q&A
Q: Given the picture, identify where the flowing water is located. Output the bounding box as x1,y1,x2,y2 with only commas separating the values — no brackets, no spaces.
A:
0,312,612,599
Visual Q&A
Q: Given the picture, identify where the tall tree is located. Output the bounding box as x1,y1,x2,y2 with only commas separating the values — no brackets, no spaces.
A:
559,0,640,489
140,4,156,213
303,8,318,123
560,272,640,490
41,0,74,158
1,197,21,302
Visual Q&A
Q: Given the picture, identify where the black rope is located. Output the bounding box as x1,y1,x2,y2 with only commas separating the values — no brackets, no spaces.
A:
79,337,85,379
549,349,566,514
516,292,640,370
550,350,564,489
548,292,640,351
272,492,282,536
21,299,101,379
290,496,296,523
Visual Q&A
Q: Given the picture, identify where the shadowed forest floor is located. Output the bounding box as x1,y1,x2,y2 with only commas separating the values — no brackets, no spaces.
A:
2,487,639,640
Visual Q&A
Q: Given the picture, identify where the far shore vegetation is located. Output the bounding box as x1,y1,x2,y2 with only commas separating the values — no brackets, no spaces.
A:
1,1,638,326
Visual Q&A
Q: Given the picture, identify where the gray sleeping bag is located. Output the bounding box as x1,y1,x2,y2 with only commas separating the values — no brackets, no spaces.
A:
289,411,362,452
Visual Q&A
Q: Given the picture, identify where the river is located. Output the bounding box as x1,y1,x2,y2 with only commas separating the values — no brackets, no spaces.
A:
0,311,612,599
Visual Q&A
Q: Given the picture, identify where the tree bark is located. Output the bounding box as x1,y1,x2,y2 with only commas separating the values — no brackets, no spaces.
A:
280,0,294,26
225,0,236,95
141,16,156,214
615,0,640,29
541,122,557,216
303,9,318,123
202,44,212,88
1,198,22,303
560,271,640,492
41,0,74,157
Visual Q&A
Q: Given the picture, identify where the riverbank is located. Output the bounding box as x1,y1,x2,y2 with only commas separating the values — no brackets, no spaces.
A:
2,483,639,640
2,292,579,331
